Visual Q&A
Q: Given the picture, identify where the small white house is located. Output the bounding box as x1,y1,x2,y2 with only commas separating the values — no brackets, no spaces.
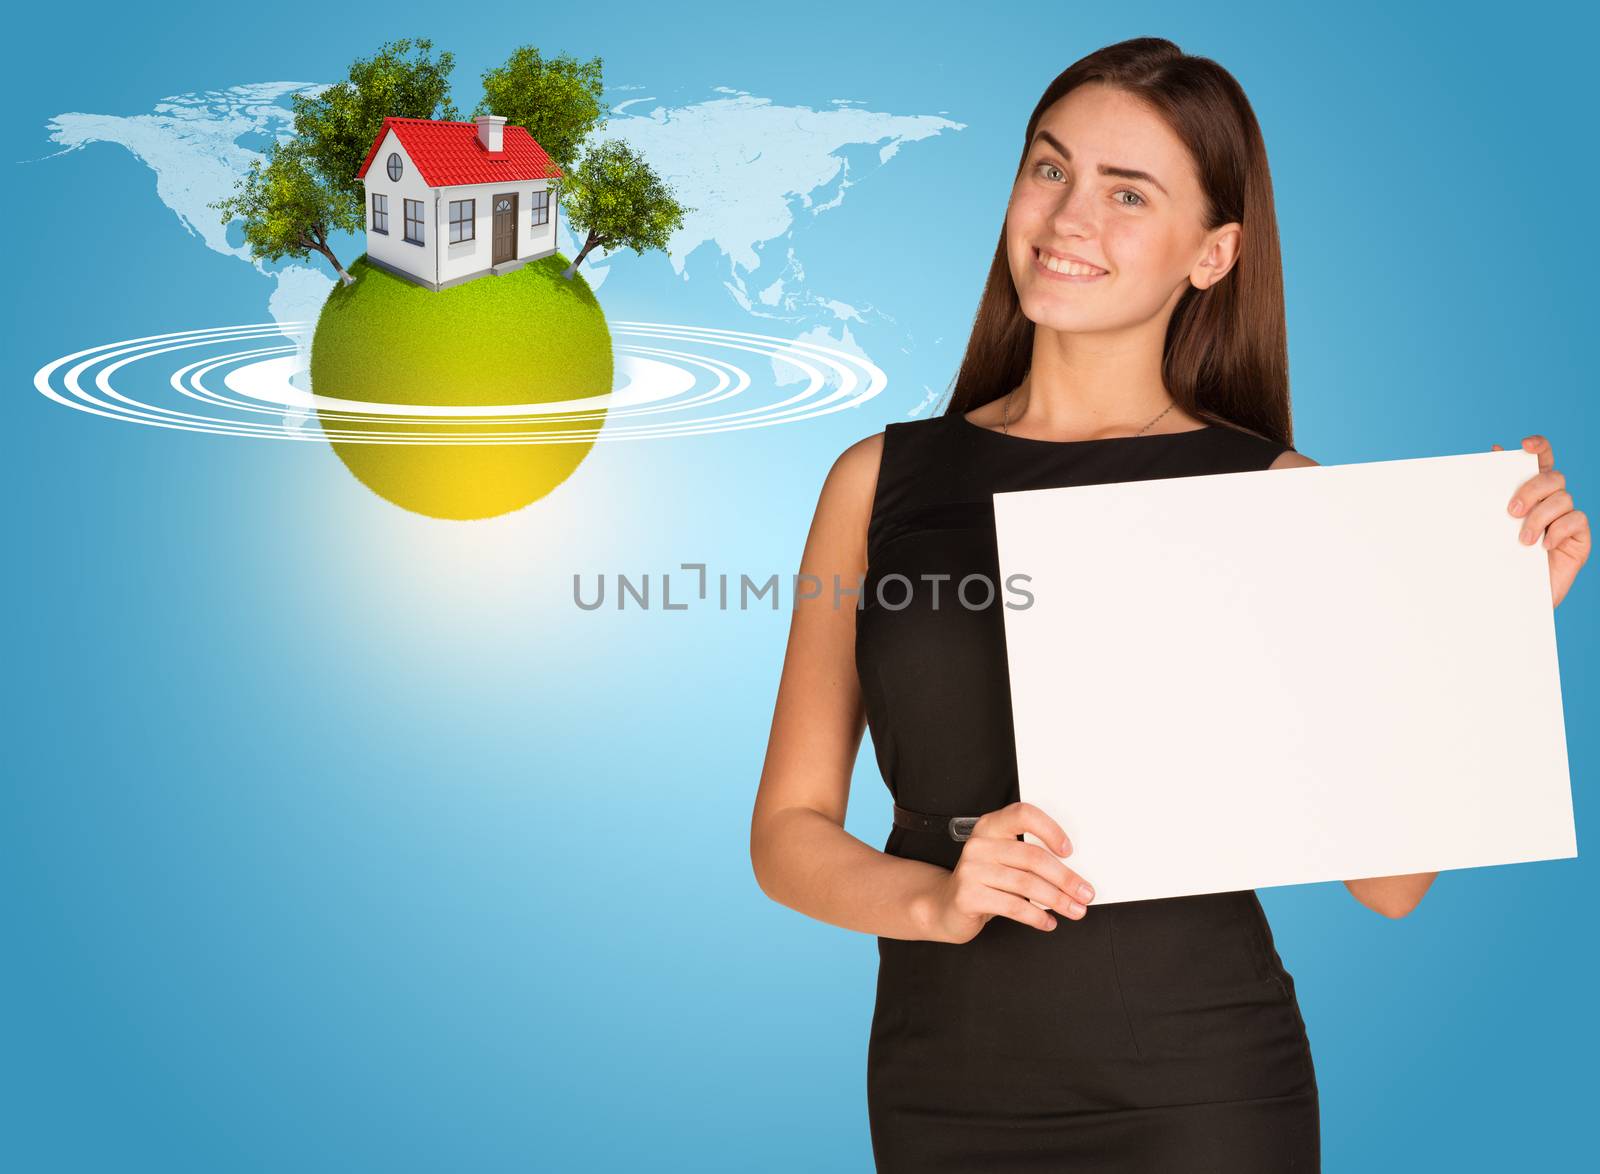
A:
355,114,563,291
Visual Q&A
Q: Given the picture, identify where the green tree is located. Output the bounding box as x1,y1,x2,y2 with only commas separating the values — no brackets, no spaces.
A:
211,141,361,285
558,140,690,280
474,46,607,175
291,38,459,221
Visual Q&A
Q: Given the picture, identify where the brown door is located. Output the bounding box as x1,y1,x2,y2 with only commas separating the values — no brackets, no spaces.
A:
492,193,518,265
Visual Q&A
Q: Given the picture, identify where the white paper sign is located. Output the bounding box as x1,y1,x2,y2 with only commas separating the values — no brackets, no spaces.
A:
993,449,1577,905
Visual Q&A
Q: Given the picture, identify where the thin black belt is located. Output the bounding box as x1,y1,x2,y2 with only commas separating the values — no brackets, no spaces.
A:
893,802,980,842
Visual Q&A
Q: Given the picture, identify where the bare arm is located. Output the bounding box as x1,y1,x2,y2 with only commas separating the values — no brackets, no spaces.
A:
749,432,951,941
1269,447,1438,918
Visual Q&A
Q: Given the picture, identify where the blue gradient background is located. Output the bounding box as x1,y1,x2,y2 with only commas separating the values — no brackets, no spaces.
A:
5,2,1595,1169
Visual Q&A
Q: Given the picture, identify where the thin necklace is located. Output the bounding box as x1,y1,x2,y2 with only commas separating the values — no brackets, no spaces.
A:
1001,386,1176,438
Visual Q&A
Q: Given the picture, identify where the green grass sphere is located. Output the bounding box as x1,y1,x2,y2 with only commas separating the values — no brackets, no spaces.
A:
309,253,613,520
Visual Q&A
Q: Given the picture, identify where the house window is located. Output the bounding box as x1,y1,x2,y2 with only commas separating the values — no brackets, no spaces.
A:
403,198,425,246
370,192,388,234
387,152,403,181
530,188,550,226
449,199,475,243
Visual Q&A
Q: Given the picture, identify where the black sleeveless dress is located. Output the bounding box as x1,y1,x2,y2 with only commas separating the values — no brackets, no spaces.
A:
855,412,1320,1172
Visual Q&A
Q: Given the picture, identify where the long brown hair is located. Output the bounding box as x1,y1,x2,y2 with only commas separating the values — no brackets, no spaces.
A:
945,37,1292,448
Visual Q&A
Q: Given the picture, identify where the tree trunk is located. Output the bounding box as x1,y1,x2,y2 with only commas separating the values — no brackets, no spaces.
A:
563,232,604,280
304,229,355,285
319,245,355,285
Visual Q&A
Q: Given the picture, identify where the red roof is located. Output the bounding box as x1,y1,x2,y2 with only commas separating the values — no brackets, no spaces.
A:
355,117,563,188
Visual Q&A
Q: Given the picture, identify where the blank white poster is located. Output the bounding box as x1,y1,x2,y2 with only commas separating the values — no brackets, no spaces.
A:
992,449,1577,905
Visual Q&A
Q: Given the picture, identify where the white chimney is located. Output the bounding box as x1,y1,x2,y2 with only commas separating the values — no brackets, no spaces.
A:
475,114,506,153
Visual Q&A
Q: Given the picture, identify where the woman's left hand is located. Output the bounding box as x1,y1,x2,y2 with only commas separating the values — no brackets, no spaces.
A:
1494,435,1590,608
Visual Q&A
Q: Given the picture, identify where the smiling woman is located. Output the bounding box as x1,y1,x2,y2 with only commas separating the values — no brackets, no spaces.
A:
752,36,1323,1174
752,20,1585,1165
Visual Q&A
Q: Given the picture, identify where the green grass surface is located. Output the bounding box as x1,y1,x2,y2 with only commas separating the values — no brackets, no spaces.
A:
310,253,613,408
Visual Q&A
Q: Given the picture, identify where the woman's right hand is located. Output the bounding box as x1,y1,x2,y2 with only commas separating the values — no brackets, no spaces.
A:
924,802,1096,944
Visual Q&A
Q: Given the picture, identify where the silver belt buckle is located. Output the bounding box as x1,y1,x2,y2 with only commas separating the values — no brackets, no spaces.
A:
948,815,979,841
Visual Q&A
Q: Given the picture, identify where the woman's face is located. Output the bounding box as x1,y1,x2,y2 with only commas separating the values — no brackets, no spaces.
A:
1005,82,1239,335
